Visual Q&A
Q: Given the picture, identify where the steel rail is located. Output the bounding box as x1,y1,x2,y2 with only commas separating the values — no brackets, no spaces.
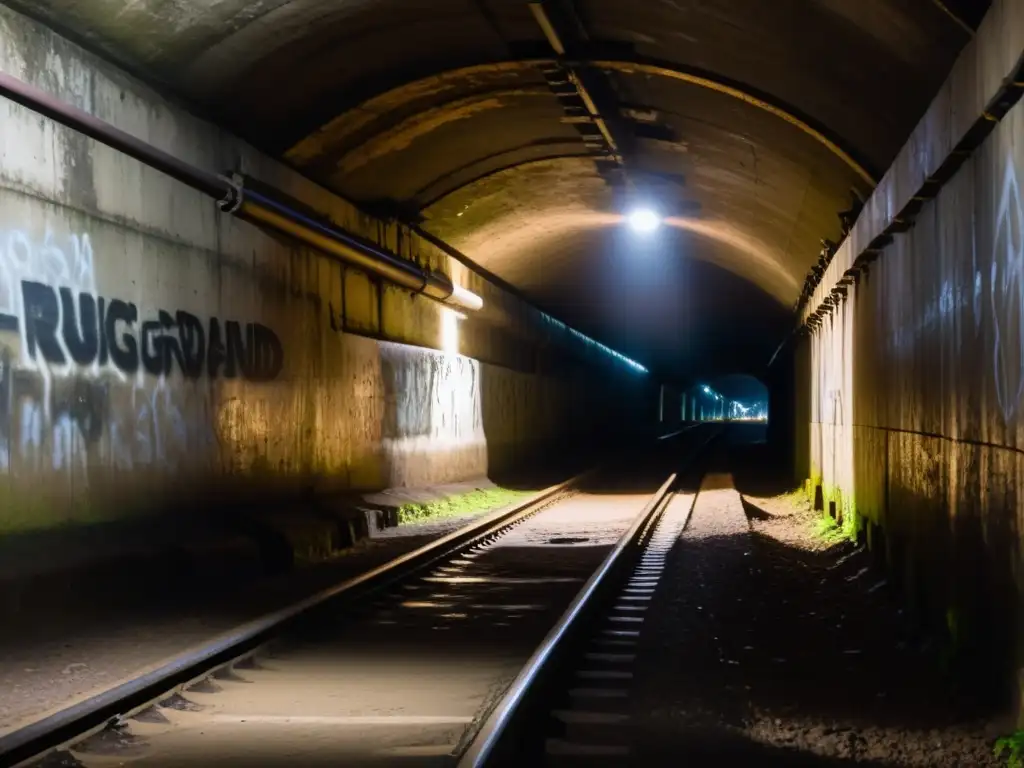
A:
457,424,721,766
1,426,705,767
0,469,591,768
456,471,678,767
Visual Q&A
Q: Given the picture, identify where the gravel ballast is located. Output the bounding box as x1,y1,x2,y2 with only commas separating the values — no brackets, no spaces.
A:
630,438,1008,767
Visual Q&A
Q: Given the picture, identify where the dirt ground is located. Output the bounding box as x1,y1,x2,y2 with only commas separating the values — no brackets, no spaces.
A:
0,504,513,736
631,439,1011,767
18,481,661,767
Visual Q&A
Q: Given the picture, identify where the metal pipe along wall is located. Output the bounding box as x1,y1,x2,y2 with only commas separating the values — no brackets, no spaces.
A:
0,71,483,313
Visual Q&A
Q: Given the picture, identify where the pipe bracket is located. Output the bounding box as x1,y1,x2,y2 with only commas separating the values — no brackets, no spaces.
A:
217,172,245,214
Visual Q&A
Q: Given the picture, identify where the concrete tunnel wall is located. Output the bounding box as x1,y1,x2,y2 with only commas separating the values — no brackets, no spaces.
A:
0,7,660,537
796,0,1024,698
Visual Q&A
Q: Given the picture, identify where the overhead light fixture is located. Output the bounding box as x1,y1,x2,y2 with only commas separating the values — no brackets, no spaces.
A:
626,208,661,233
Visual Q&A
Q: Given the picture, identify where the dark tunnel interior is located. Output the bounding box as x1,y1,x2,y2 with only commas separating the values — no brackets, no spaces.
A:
1,0,1022,766
1,0,992,384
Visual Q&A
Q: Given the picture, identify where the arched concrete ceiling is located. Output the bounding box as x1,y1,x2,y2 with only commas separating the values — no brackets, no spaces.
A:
6,0,991,380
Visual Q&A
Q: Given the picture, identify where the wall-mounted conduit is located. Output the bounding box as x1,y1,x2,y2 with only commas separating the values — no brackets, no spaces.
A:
0,71,483,313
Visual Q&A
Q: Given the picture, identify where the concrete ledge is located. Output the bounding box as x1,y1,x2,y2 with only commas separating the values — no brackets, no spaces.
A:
249,505,371,570
0,479,523,623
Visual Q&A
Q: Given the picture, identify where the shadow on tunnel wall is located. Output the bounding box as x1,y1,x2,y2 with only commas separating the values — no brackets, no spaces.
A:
843,404,1021,709
804,112,1024,707
0,328,660,629
476,349,658,490
792,330,812,485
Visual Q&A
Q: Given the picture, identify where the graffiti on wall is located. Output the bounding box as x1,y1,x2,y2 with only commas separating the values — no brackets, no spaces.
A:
881,155,1024,426
0,227,284,478
3,282,283,381
991,158,1024,424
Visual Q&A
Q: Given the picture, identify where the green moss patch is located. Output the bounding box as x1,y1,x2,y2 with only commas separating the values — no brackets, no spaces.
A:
813,515,848,545
813,510,860,546
396,487,532,525
995,731,1024,767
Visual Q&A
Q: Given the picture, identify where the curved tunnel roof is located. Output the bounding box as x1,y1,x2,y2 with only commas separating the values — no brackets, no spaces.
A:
7,0,990,380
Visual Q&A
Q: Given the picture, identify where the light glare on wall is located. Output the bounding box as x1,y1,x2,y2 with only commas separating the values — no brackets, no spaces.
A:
441,308,466,354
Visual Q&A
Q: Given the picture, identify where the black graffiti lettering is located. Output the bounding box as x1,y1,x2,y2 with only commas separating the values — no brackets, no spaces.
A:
155,310,184,378
60,288,99,365
140,320,165,376
105,299,139,373
22,281,65,364
220,321,282,381
176,311,205,379
97,296,109,366
13,279,282,381
225,321,246,379
207,317,226,378
249,323,284,382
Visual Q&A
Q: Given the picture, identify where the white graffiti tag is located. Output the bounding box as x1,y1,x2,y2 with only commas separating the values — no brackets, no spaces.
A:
991,158,1024,424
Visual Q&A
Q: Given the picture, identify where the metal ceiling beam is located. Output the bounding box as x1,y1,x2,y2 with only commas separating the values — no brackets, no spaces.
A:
528,2,567,55
527,2,628,177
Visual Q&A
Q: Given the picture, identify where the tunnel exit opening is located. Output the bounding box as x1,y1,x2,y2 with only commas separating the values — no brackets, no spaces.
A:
686,375,769,424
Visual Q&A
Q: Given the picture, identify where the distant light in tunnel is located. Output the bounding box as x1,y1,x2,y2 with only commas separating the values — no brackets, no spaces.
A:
626,208,661,234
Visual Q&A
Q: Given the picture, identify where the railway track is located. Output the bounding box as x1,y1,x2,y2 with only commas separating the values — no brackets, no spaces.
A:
459,437,711,768
1,427,717,768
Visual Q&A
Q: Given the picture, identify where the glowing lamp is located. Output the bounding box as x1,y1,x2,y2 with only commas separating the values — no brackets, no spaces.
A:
626,208,661,233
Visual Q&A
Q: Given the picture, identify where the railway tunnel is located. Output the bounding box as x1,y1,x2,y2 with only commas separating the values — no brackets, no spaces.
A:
0,0,1022,765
